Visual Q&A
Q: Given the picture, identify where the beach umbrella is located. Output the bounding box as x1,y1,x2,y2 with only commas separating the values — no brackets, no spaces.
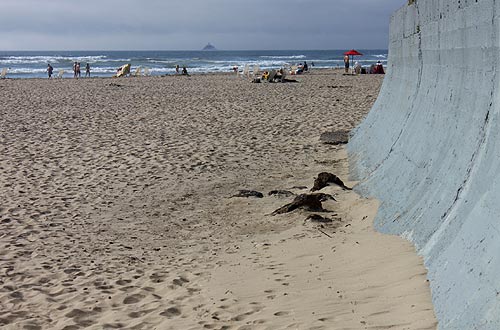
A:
344,49,363,73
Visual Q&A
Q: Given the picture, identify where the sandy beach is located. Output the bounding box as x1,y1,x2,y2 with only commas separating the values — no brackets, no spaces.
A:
0,70,437,329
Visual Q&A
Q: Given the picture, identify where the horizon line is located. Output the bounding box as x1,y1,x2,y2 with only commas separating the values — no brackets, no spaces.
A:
0,48,389,52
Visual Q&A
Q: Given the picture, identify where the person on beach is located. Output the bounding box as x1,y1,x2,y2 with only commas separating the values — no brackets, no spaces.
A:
354,61,362,74
47,64,53,78
85,63,90,77
182,66,189,76
73,62,77,78
344,55,350,73
303,61,308,72
375,61,385,74
175,64,180,75
76,62,81,78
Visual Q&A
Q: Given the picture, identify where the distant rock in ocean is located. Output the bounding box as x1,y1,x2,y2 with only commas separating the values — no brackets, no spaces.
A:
202,43,217,51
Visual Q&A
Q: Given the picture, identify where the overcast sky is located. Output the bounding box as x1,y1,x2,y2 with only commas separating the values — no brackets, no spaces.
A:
0,0,404,51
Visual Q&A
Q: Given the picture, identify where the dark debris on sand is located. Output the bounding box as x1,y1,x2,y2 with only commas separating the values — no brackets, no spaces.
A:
311,172,352,192
268,190,296,198
271,193,334,215
306,214,334,223
231,190,264,198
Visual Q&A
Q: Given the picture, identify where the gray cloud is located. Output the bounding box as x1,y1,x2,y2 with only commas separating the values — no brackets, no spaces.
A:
0,0,404,50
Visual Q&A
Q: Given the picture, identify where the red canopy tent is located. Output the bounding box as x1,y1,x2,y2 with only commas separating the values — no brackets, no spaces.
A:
344,49,363,73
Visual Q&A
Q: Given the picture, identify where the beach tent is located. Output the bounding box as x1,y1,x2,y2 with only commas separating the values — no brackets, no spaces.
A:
344,50,363,73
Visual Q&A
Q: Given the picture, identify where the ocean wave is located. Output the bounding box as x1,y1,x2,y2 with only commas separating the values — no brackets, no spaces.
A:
259,55,306,59
0,55,134,65
0,55,109,64
7,67,48,74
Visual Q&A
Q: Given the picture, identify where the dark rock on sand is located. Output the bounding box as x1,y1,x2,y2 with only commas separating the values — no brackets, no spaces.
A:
268,190,296,197
319,130,350,145
231,190,264,198
311,172,352,192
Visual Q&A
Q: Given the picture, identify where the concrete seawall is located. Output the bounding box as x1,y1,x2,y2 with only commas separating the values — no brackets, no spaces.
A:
348,0,500,328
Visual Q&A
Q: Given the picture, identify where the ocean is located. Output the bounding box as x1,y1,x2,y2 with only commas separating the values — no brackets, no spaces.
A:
0,50,388,79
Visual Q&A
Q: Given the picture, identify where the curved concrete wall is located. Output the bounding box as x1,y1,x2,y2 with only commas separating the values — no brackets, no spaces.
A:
348,0,500,328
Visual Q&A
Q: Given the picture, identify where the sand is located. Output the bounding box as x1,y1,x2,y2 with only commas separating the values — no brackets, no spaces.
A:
0,70,437,329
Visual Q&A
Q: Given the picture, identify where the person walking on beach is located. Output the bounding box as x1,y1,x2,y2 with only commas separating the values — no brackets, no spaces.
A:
73,62,77,78
85,63,91,77
47,63,53,78
344,55,350,73
76,62,81,78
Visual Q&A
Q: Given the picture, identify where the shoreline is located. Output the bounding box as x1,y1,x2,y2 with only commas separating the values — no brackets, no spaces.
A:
0,70,435,329
0,67,368,80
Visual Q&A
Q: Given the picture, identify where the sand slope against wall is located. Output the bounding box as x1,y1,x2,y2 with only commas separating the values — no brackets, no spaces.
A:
348,0,500,328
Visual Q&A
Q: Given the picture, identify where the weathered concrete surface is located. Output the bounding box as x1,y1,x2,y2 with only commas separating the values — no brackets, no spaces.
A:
348,0,500,329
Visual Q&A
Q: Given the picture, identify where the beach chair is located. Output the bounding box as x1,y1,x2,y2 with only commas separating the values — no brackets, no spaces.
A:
132,66,142,77
253,65,260,78
279,68,287,82
266,69,277,82
144,67,151,76
57,69,65,78
0,68,7,79
239,64,250,78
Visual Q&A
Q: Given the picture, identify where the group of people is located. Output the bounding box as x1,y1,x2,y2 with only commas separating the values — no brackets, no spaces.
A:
73,62,91,78
175,64,189,76
294,61,309,74
46,62,91,78
343,55,385,75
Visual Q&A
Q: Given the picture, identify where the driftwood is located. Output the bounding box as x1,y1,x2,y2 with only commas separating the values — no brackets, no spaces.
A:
272,194,332,215
317,228,333,238
311,172,352,192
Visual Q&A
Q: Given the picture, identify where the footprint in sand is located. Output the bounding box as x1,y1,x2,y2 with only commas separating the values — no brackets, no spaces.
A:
149,272,168,283
128,309,152,318
160,307,181,318
61,325,80,330
231,314,247,321
123,293,145,304
115,279,132,286
274,311,290,316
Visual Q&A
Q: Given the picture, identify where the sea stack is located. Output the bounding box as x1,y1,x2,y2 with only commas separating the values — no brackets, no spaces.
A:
202,42,216,51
